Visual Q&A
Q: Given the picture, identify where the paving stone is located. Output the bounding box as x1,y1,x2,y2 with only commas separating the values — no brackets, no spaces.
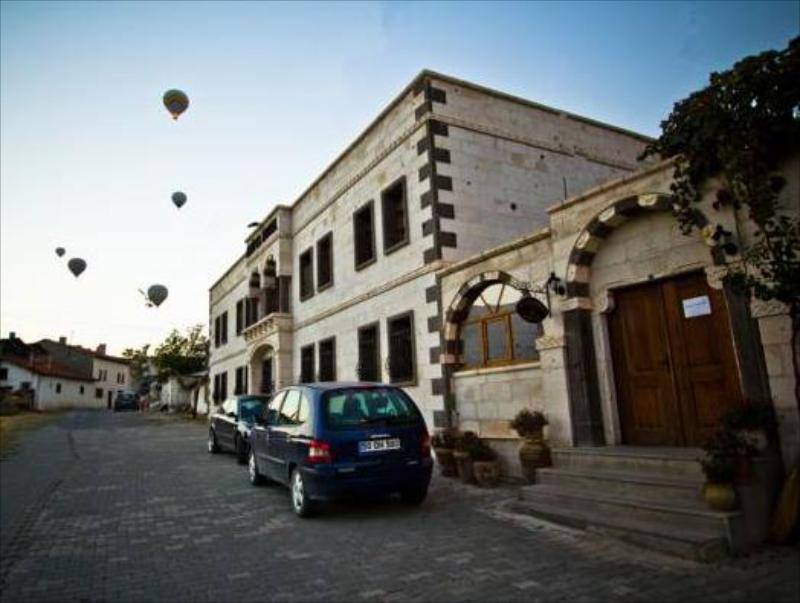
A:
0,410,797,603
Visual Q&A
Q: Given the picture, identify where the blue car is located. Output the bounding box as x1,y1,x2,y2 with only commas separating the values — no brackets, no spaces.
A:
247,383,433,517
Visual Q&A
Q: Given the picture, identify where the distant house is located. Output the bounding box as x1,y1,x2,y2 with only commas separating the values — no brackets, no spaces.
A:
1,333,97,410
0,332,133,411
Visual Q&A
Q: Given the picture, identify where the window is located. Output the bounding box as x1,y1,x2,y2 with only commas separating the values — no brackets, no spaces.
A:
381,177,409,254
234,366,248,395
459,283,542,369
265,390,286,424
299,247,314,301
0,368,8,380
96,388,103,399
56,383,62,394
214,372,228,402
300,344,315,383
387,311,415,384
214,315,222,348
236,299,245,335
357,323,381,382
80,385,85,394
318,337,336,382
278,389,301,425
323,387,421,429
353,201,376,270
221,312,228,344
245,298,258,327
316,232,333,291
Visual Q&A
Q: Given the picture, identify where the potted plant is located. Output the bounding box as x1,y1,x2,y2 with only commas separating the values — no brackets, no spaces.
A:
722,402,776,455
471,439,501,488
700,430,739,511
431,429,457,477
453,431,479,484
700,454,738,512
510,409,551,483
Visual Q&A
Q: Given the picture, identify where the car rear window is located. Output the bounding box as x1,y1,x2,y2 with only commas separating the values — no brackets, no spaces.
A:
323,387,422,429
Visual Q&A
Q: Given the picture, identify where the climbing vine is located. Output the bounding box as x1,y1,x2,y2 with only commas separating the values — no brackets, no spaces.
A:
641,36,800,406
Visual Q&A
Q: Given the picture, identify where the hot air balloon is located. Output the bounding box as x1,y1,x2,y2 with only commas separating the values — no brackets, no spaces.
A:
171,191,187,209
67,258,86,278
163,89,189,120
55,247,65,258
147,284,168,308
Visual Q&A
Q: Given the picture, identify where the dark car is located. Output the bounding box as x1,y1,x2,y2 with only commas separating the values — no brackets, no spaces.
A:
113,391,139,411
208,395,269,463
247,383,433,517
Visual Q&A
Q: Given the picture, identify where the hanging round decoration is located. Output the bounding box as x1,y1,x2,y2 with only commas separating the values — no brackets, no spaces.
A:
516,295,549,323
162,89,189,120
55,247,66,258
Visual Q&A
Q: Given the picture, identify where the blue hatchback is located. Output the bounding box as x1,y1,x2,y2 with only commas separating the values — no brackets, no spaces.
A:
247,382,433,517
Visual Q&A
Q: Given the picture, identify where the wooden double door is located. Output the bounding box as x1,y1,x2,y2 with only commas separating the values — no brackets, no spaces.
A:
608,271,742,447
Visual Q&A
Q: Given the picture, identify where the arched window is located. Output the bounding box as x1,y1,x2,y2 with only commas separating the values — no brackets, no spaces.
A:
459,283,542,369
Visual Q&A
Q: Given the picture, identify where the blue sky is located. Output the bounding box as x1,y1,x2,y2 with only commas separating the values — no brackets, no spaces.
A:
1,0,797,354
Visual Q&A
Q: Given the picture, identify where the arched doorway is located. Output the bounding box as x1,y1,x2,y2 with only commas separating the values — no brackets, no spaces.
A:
249,345,274,395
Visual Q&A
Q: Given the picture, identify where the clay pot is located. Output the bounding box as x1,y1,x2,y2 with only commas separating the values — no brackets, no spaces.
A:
473,460,501,488
434,447,457,477
453,450,475,484
518,429,551,483
703,482,738,512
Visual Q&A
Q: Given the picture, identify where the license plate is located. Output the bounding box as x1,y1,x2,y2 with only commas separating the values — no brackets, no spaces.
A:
358,438,401,453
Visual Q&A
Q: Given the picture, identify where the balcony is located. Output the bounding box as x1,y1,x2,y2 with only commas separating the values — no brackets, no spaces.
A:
242,312,293,345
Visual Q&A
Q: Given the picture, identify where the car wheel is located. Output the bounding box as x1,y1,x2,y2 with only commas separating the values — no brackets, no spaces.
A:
235,436,248,465
248,450,264,486
290,468,315,518
207,429,220,454
400,485,428,506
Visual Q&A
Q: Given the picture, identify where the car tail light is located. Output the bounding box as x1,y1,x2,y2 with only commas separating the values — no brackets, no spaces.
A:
421,432,431,458
308,440,334,464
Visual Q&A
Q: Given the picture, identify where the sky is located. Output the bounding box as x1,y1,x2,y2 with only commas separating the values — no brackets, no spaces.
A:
1,0,797,355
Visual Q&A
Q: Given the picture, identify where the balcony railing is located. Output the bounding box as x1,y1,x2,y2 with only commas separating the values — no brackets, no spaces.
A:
242,312,293,344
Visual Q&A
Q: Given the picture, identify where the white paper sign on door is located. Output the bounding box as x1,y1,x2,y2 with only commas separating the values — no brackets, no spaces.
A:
682,295,711,318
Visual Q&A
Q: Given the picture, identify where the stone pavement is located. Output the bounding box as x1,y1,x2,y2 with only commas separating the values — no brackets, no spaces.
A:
0,410,797,602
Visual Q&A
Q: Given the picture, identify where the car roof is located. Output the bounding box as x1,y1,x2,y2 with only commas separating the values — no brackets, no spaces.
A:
300,381,392,391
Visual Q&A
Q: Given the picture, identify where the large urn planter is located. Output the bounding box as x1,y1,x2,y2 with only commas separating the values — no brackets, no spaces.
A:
470,438,501,488
453,450,475,484
511,409,551,484
431,430,458,477
434,447,457,477
703,482,738,511
700,429,739,512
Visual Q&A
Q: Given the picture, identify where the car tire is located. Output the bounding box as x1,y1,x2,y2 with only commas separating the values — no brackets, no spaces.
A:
248,450,264,486
290,468,315,518
207,429,220,454
400,486,428,506
235,436,248,465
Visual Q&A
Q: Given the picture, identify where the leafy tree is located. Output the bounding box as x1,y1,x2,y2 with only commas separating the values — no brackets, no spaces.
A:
122,344,150,385
641,36,800,407
152,324,209,381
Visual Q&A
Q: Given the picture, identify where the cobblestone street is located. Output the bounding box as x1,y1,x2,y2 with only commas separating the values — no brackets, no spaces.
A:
1,410,797,602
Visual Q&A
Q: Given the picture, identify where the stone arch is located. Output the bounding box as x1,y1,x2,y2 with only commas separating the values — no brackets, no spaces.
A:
442,270,516,367
564,193,674,302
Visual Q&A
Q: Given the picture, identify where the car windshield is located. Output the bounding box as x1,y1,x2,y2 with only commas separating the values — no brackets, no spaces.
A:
239,398,266,422
323,387,421,429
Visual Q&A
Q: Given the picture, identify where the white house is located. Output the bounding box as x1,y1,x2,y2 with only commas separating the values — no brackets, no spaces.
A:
0,355,98,411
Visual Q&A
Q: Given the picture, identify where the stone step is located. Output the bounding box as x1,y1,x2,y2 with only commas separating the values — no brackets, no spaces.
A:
536,467,705,508
506,497,730,562
550,446,705,480
520,484,736,537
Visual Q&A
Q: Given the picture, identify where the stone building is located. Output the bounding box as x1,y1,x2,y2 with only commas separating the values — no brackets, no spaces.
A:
208,70,653,426
437,154,799,558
